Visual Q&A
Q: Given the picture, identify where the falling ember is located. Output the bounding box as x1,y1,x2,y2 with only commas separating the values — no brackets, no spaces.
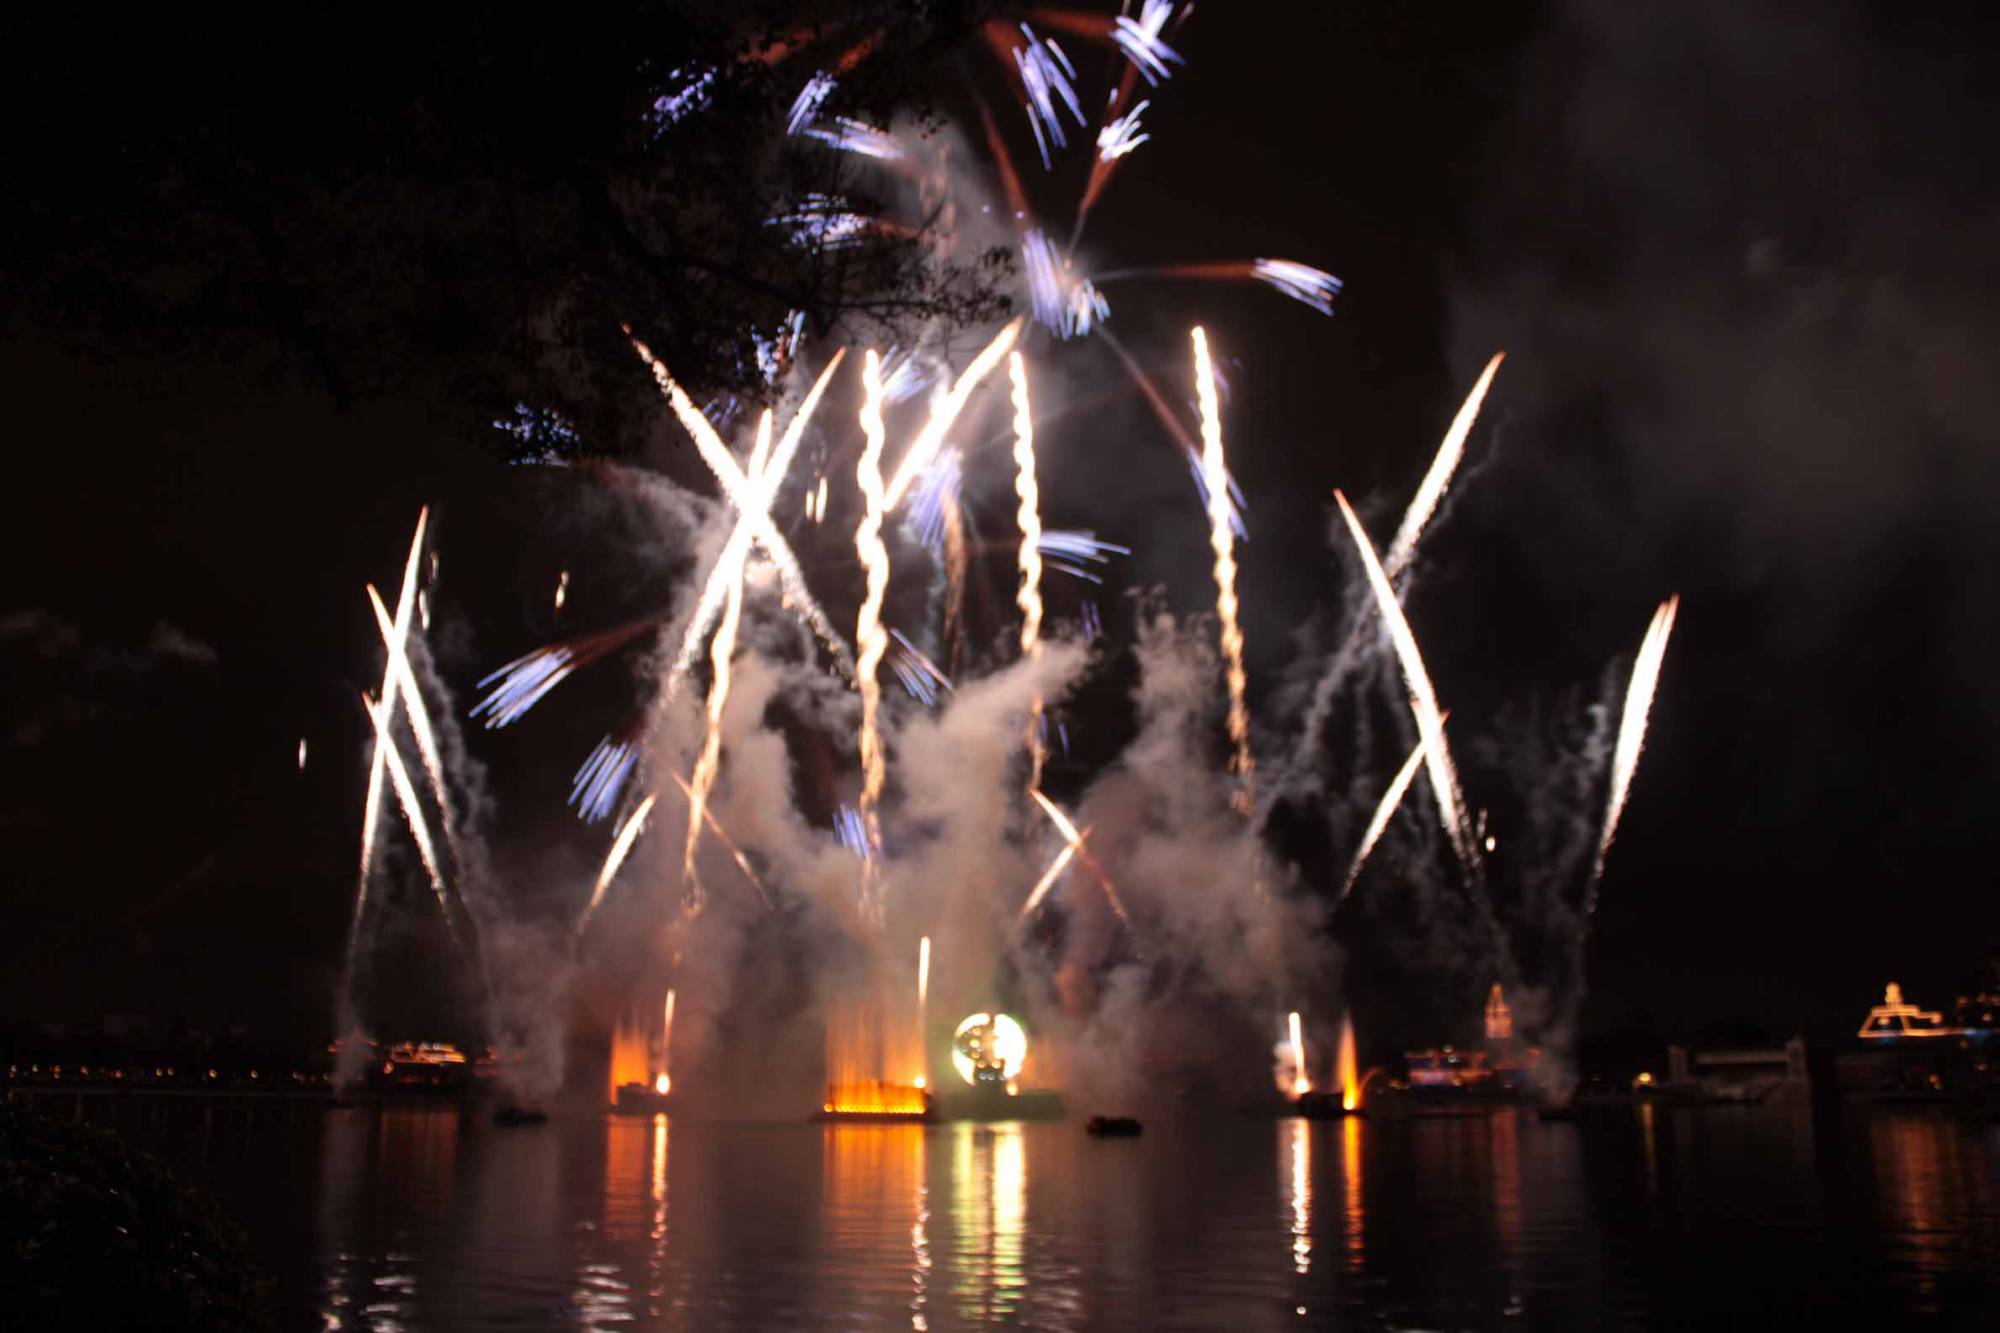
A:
297,738,307,771
1334,490,1480,879
1340,731,1433,904
1288,1010,1311,1098
883,320,1023,512
1191,327,1255,814
1384,353,1505,582
554,569,570,614
657,988,677,1096
577,793,657,935
854,350,891,918
352,508,428,946
1009,351,1047,790
1337,1014,1360,1112
1591,596,1681,896
685,409,772,907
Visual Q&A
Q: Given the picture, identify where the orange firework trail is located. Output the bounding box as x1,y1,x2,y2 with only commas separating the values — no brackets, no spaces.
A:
351,508,428,949
629,337,850,687
578,793,657,936
1334,490,1481,880
1009,351,1047,790
883,320,1023,512
1288,1010,1311,1097
664,770,770,907
855,350,891,919
1384,353,1505,582
684,410,773,907
1340,728,1435,904
1191,327,1255,813
1590,597,1680,898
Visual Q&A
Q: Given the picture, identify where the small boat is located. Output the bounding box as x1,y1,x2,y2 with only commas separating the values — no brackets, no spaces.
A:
493,1105,549,1126
1086,1115,1142,1137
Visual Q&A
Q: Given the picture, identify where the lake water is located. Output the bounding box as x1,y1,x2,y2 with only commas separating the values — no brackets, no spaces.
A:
69,1099,2000,1329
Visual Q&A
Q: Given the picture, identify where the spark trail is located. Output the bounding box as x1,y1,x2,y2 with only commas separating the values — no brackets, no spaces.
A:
364,693,455,939
1192,327,1254,813
1590,596,1680,898
1009,351,1047,790
1029,788,1132,927
629,337,850,687
883,321,1023,511
366,584,455,858
578,794,657,936
350,508,428,954
855,350,891,920
1334,489,1481,880
1288,1010,1310,1097
684,410,773,909
1339,732,1432,904
1384,353,1505,581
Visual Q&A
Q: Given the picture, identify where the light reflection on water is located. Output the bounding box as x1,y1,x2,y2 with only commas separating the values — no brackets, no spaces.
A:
72,1099,2000,1329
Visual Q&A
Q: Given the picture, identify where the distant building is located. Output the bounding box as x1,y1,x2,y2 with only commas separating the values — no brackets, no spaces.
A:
1666,1036,1810,1104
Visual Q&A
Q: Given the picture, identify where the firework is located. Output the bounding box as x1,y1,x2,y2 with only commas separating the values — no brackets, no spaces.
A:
470,644,577,727
1333,489,1479,879
1018,823,1090,920
888,628,953,706
664,769,769,905
570,736,639,825
684,410,773,907
554,569,569,614
855,350,891,914
352,508,428,944
1591,597,1681,895
297,738,307,772
364,692,454,939
1007,23,1084,168
1112,1,1183,84
1096,99,1150,160
884,320,1024,512
1009,351,1048,789
1339,732,1431,903
800,116,904,161
1288,1010,1310,1097
578,794,657,936
1384,353,1505,581
1192,327,1255,813
916,935,931,1088
1028,788,1132,926
1336,1014,1359,1111
629,339,851,686
786,71,837,135
365,584,454,851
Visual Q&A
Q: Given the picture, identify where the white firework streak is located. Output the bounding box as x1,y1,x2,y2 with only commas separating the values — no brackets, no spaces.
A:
1009,351,1047,790
855,350,891,919
351,508,428,947
365,583,456,862
1334,489,1480,879
1029,788,1132,927
364,693,455,939
1384,353,1505,582
883,320,1024,511
1250,260,1342,316
1192,327,1255,813
1113,0,1183,84
1017,823,1090,920
684,410,772,903
1339,731,1433,904
1590,597,1680,896
1097,99,1151,161
630,338,850,687
578,793,658,937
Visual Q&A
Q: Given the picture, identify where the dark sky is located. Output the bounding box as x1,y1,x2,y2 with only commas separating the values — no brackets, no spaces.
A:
3,1,1997,1046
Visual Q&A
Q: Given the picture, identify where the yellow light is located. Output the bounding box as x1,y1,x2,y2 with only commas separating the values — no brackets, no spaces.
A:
654,1073,671,1096
952,1012,1029,1086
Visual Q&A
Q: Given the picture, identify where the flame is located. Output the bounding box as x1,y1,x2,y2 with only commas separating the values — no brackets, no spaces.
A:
1337,1013,1359,1112
1288,1010,1311,1098
609,1015,651,1102
1009,350,1047,789
917,936,932,1087
823,1080,929,1115
1192,327,1254,813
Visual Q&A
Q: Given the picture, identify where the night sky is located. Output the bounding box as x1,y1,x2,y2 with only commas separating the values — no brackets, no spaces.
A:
4,2,1997,1047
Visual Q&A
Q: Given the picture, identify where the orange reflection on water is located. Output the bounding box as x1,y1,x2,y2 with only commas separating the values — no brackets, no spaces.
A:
1491,1109,1522,1265
823,1124,928,1327
1341,1115,1365,1274
1872,1113,1993,1309
950,1122,1026,1321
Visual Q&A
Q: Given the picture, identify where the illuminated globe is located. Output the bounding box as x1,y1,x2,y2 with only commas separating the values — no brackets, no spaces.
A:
951,1012,1028,1086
